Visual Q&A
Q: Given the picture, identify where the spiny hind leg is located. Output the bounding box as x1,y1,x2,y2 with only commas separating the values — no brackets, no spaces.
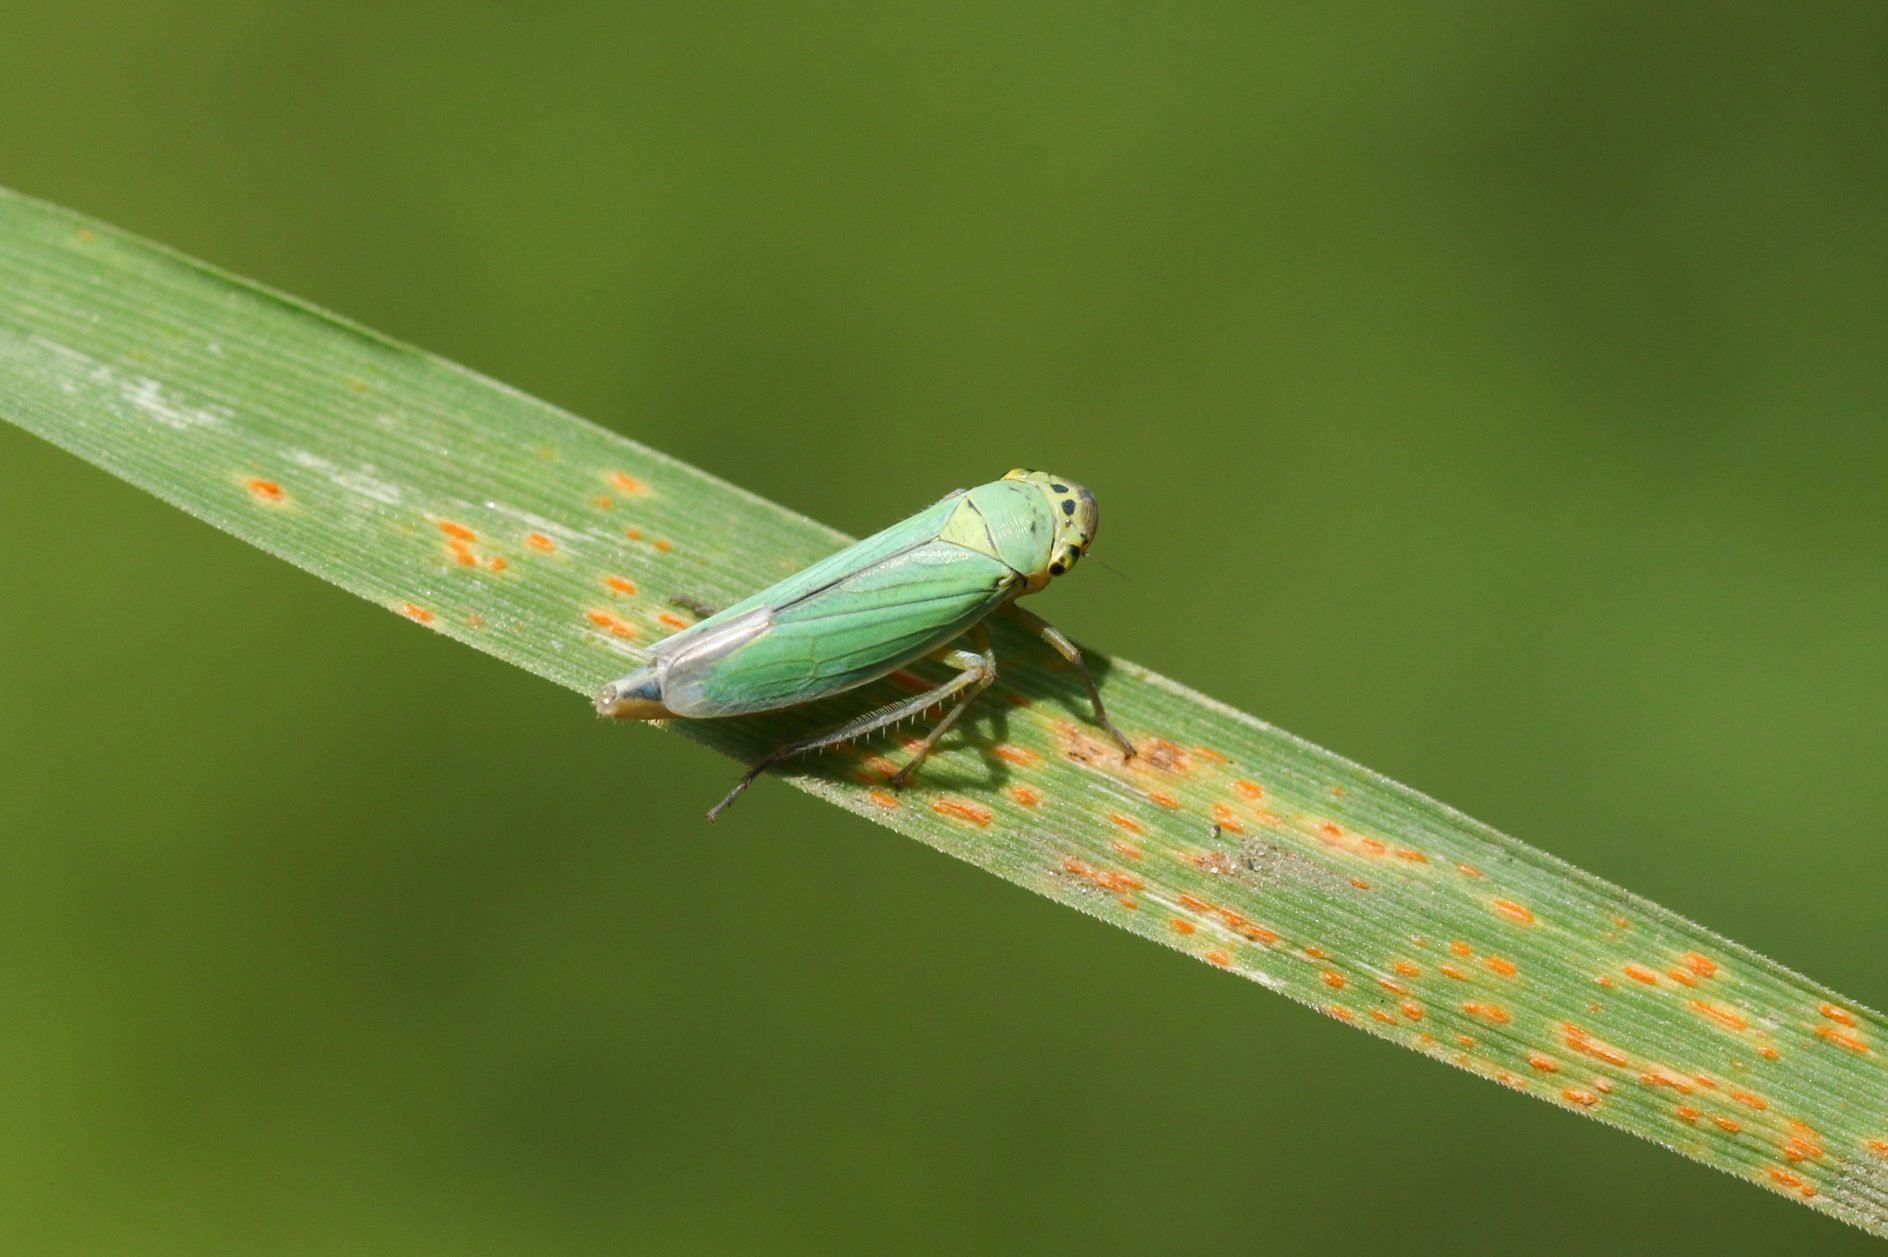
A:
1002,604,1135,759
706,633,994,822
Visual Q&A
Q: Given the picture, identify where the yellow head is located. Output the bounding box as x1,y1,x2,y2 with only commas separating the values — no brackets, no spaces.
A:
1001,468,1098,592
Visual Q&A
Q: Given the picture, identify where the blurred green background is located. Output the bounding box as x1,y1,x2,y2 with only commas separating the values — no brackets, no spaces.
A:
3,3,1886,1253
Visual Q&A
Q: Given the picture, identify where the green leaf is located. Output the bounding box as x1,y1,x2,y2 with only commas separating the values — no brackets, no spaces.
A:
3,184,1884,1235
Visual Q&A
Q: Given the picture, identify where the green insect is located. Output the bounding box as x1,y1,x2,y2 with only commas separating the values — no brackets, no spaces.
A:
596,469,1136,820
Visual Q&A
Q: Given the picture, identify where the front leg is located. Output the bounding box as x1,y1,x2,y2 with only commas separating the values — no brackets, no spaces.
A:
1003,604,1135,760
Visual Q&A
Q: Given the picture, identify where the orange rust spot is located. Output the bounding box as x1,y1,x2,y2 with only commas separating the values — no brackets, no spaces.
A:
245,478,287,504
1321,971,1347,990
1640,1065,1694,1094
1782,1137,1820,1162
1666,967,1699,988
654,538,673,553
1624,964,1660,986
1205,950,1232,968
1675,1105,1701,1123
867,790,899,811
1303,945,1327,960
1188,850,1235,876
1317,822,1344,842
1819,1002,1857,1027
993,743,1038,767
657,612,690,631
1680,951,1718,978
466,613,485,629
1562,1088,1599,1108
1110,839,1142,860
1327,1006,1355,1023
1527,1053,1561,1073
1393,848,1427,863
1461,1002,1511,1025
1867,1139,1888,1157
1358,837,1387,856
1210,802,1245,833
1347,876,1370,890
1399,1000,1424,1021
434,520,477,541
590,495,614,510
930,798,991,827
1457,862,1483,878
525,532,556,552
1240,924,1279,945
1691,1000,1748,1033
1562,1024,1630,1067
1392,960,1422,978
585,609,638,639
1712,1116,1742,1134
1596,976,1615,988
1007,785,1041,808
625,526,643,540
1108,813,1144,835
1814,1025,1869,1054
1119,897,1138,910
1370,1009,1397,1025
448,540,478,566
1177,893,1211,913
1692,1073,1717,1090
1769,1167,1803,1189
1455,1034,1476,1048
1448,940,1472,957
1377,976,1408,996
1593,1077,1614,1094
487,556,508,572
1439,964,1468,981
396,602,435,624
1491,898,1535,926
1146,790,1181,810
1730,1089,1767,1111
1233,779,1264,800
605,576,639,596
1193,745,1229,763
1758,1045,1780,1061
608,471,645,494
1485,956,1517,978
1169,918,1197,936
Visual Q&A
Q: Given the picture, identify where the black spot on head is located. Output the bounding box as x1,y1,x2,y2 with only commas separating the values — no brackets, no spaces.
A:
1049,562,1065,576
1051,482,1067,492
1061,499,1075,516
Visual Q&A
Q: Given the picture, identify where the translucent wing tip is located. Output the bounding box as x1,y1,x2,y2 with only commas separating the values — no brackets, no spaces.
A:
594,667,672,719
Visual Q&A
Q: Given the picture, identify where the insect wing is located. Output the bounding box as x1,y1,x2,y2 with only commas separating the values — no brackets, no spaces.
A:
660,540,1015,717
699,490,964,626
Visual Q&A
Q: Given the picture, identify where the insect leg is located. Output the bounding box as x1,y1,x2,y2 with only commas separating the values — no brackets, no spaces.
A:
887,623,997,789
668,595,721,620
1002,604,1136,759
705,642,992,822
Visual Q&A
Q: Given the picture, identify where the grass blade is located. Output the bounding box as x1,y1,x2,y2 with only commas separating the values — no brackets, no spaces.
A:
2,185,1884,1234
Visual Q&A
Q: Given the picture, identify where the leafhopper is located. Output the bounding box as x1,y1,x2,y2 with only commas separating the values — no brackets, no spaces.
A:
596,469,1135,819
